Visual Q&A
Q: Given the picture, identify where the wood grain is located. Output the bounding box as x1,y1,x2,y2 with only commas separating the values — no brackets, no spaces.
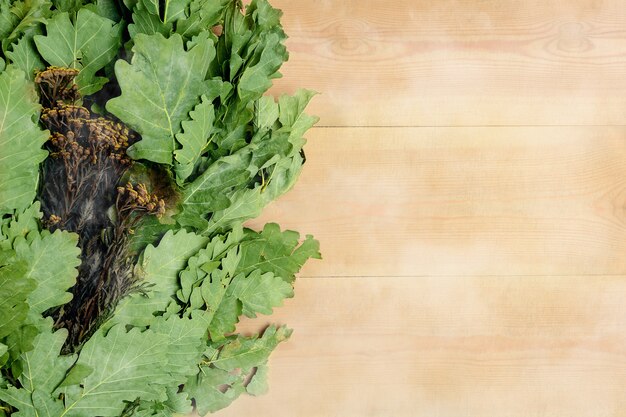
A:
208,1,626,416
267,0,626,126
213,276,626,417
248,126,626,277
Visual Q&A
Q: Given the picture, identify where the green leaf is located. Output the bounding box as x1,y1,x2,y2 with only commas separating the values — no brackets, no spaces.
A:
204,271,241,341
202,152,308,236
139,0,191,24
18,323,75,396
255,95,279,130
204,188,267,236
0,66,48,216
34,8,122,95
0,227,78,359
174,95,215,183
0,321,75,416
122,0,138,10
176,0,228,40
212,325,291,372
185,325,290,414
185,366,245,415
277,89,319,148
6,33,45,80
205,0,295,156
175,227,298,338
84,0,121,22
247,0,282,30
199,268,287,341
109,229,208,328
229,270,293,318
184,247,243,340
52,0,83,13
14,229,80,317
137,0,158,18
177,149,255,230
162,0,190,23
0,3,319,415
127,215,175,256
31,389,64,417
0,259,35,339
161,388,193,416
2,323,38,364
246,363,269,396
132,386,192,417
138,228,208,294
177,227,244,304
0,0,15,41
0,203,42,250
58,363,93,388
181,90,318,235
128,9,172,38
201,157,302,235
62,325,170,417
237,223,321,282
236,31,286,104
106,33,215,164
149,314,208,383
0,385,33,416
0,0,51,54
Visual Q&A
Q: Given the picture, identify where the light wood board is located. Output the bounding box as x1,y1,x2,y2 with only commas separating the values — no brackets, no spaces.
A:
211,1,626,416
269,0,626,127
249,127,626,278
217,276,626,417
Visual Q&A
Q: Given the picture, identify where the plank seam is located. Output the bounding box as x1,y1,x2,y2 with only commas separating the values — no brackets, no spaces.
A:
298,274,626,278
312,125,626,129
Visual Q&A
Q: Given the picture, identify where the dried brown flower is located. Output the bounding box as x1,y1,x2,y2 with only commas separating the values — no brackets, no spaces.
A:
35,67,167,350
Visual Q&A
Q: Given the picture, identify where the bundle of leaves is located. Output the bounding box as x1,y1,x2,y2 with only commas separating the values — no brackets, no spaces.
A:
0,0,320,415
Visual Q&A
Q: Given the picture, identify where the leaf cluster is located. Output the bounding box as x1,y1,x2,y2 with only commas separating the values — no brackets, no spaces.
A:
0,0,320,415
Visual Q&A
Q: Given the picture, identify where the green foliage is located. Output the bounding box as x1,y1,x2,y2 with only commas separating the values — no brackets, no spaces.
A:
175,0,227,40
0,205,80,365
0,0,319,415
33,8,122,94
6,34,45,79
238,223,321,282
62,325,170,416
0,67,48,216
108,229,208,328
149,314,208,384
106,32,214,164
177,89,319,234
177,149,256,230
0,321,76,416
0,0,51,54
229,270,293,318
131,387,193,417
174,95,216,183
139,0,189,24
185,325,291,415
14,229,80,317
0,203,42,250
0,259,35,340
128,8,171,38
212,325,292,372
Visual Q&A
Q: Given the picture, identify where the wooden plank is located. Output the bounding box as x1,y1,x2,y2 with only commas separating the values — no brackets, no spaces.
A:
246,126,626,277
267,0,626,126
212,276,626,417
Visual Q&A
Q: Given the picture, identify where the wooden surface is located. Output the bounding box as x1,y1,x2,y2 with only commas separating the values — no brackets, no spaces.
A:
213,1,626,416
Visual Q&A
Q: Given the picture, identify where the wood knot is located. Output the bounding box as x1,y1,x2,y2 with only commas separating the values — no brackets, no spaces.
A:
329,19,378,57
